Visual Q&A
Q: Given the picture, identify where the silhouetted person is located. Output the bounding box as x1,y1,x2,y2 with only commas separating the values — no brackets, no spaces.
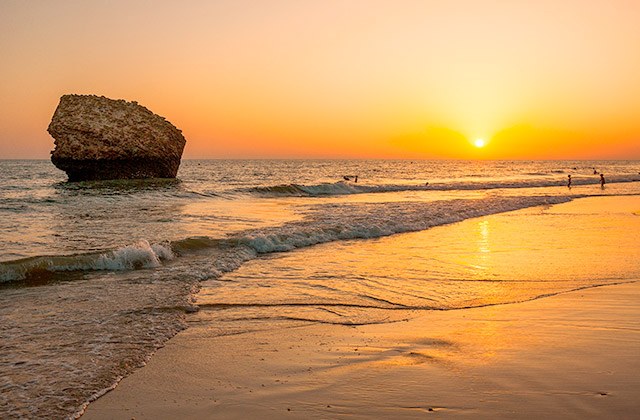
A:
593,168,598,175
354,175,358,183
343,176,351,181
567,174,572,188
600,173,605,188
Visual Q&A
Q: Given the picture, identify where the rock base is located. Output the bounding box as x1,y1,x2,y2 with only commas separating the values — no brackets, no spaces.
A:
51,157,180,182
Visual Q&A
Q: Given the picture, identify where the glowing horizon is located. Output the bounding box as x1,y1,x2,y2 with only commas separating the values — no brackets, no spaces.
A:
1,0,639,160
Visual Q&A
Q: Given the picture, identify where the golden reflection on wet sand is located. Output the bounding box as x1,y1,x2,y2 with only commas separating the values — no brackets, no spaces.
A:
195,196,640,328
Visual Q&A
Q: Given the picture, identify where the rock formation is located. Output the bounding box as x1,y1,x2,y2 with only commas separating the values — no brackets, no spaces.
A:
48,94,186,181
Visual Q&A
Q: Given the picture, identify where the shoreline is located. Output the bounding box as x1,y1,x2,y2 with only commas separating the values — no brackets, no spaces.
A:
83,281,640,419
82,196,640,419
83,280,640,419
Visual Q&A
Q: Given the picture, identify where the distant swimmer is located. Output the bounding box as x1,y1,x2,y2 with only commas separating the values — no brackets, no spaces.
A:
593,168,598,175
425,181,429,186
600,173,605,188
343,176,351,181
354,175,358,183
567,174,572,188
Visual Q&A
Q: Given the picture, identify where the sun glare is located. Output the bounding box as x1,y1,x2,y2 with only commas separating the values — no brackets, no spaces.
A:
474,139,486,148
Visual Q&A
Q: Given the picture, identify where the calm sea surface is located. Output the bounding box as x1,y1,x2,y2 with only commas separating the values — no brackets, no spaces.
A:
1,159,640,418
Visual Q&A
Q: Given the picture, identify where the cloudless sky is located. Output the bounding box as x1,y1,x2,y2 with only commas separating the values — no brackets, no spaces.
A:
1,0,639,159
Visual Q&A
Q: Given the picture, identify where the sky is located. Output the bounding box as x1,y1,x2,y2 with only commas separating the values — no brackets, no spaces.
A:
1,0,639,159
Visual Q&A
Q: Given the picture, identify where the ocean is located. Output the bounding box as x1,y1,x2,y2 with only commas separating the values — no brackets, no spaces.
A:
1,159,640,418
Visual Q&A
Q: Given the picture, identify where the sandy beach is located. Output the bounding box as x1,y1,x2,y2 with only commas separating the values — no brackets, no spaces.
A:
83,281,640,419
83,196,640,419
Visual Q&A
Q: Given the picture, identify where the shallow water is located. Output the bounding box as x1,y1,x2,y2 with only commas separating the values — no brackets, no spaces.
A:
194,196,640,329
1,159,639,418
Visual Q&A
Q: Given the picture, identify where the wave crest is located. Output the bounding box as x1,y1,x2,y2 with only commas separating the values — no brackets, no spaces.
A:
246,182,362,196
242,175,640,197
0,240,173,283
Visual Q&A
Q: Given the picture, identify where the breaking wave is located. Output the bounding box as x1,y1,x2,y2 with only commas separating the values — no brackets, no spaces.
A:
243,175,640,197
0,240,174,283
1,195,572,284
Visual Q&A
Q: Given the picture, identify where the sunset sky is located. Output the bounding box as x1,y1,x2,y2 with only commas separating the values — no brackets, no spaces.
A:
1,0,639,159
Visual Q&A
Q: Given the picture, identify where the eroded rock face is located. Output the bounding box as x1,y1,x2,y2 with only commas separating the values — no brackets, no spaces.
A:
48,95,186,181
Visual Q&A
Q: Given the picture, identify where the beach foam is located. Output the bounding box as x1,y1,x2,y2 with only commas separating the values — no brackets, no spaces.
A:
0,195,573,284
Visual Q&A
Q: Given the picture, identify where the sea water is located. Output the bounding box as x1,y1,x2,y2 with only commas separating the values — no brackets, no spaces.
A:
1,159,640,418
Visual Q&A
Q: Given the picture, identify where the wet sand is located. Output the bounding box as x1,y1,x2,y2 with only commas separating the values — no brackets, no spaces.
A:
83,197,640,419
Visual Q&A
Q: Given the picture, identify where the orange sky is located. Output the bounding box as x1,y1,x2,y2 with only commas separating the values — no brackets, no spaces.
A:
1,0,639,159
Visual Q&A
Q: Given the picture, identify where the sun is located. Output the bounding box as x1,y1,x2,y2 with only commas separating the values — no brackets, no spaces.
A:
474,138,486,148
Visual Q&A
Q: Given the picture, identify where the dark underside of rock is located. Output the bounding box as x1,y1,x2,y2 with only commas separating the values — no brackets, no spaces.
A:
50,157,181,182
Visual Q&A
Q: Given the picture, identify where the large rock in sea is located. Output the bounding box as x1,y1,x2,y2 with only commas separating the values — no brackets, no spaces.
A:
48,94,186,181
